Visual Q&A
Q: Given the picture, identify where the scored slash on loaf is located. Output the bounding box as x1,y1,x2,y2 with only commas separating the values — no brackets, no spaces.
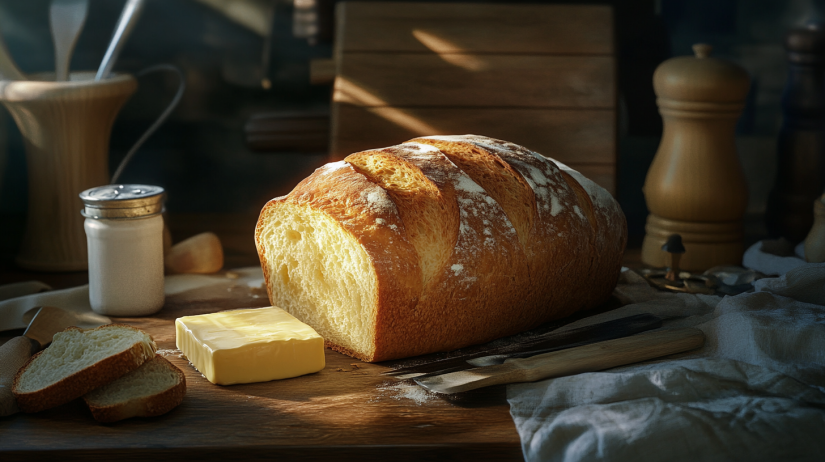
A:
255,135,627,362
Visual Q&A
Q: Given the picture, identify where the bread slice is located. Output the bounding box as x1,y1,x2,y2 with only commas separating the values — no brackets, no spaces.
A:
12,324,156,413
84,355,186,423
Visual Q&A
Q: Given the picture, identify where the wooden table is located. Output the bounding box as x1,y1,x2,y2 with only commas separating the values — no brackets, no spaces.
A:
1,286,524,461
0,212,640,461
0,212,532,461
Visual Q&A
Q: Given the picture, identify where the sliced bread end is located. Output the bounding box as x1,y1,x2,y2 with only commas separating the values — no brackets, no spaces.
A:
12,324,157,413
84,355,186,423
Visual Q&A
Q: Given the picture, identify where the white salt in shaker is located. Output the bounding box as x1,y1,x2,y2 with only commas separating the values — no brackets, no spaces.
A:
79,184,166,316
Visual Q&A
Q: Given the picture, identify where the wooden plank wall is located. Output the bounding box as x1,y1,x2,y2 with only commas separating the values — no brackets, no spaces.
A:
330,2,617,194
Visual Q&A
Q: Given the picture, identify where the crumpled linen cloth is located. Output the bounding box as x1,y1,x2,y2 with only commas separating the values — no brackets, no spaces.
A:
507,261,825,461
0,267,266,331
742,239,807,276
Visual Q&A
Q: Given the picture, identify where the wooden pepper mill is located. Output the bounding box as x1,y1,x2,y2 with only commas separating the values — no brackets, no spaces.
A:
804,193,825,262
765,25,825,242
642,44,750,271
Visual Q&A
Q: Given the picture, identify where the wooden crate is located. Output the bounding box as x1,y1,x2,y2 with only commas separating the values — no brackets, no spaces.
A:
330,2,616,194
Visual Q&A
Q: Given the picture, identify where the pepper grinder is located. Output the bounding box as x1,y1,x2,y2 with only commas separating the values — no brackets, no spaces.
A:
804,193,825,262
642,44,750,271
765,25,825,242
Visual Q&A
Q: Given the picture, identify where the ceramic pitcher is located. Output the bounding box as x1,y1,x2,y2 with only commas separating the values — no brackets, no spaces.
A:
0,72,137,271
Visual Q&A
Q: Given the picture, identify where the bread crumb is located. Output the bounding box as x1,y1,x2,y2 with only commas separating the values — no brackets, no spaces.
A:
156,348,184,359
377,382,437,406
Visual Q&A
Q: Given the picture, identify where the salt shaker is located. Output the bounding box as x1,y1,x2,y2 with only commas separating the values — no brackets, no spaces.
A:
79,184,166,316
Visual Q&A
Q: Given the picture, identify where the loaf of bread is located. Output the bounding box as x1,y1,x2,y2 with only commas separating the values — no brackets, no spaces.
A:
255,135,626,362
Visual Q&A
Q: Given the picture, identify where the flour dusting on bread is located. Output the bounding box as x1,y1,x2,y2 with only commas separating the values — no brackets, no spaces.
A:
255,135,626,361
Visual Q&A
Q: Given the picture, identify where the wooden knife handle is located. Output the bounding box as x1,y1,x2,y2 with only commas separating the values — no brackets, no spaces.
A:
418,328,705,394
0,336,36,416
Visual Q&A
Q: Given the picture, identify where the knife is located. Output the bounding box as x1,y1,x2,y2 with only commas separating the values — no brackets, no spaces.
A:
414,327,705,394
383,313,665,379
0,306,78,416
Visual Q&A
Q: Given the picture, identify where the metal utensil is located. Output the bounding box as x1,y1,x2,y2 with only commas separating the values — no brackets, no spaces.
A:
642,234,718,295
414,328,705,394
50,0,89,81
383,313,664,380
0,26,25,80
0,306,78,416
95,0,146,81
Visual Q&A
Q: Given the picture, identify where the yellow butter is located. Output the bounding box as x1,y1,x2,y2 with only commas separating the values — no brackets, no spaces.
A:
175,306,325,385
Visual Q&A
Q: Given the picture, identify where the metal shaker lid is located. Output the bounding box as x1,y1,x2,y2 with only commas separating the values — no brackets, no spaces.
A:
79,184,165,219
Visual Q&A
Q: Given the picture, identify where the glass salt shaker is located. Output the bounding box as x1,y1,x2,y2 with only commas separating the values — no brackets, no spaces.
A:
79,184,166,316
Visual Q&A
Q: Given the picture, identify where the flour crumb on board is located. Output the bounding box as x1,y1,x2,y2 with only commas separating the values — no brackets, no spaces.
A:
157,348,184,359
376,382,437,405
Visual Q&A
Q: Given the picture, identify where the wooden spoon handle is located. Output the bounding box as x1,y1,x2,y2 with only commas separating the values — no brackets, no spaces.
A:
416,328,705,394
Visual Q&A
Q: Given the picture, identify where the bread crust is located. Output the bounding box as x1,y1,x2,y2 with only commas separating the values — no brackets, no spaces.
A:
12,324,156,413
83,355,186,423
460,135,627,310
256,136,627,362
349,143,531,359
256,162,422,361
412,135,624,318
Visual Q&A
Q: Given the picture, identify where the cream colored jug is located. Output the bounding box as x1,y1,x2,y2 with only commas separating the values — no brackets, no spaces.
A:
0,72,137,271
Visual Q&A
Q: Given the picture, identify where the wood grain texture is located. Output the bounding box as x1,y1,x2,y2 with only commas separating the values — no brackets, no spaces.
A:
330,104,616,195
0,280,522,460
330,2,617,194
330,105,616,193
331,105,615,163
335,54,615,108
417,328,705,394
310,58,335,85
336,2,613,55
0,72,136,271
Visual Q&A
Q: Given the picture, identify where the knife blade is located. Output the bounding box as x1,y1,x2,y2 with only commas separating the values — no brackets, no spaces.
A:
414,327,706,394
0,306,79,416
383,313,664,379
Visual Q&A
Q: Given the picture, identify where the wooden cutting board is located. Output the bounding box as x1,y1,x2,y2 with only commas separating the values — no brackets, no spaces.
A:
329,2,617,194
0,276,523,461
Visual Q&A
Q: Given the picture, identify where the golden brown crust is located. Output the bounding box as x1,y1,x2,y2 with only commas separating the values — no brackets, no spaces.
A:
256,162,422,361
357,143,530,359
412,136,605,321
414,136,626,313
12,324,156,413
324,340,371,362
256,135,627,362
83,356,186,423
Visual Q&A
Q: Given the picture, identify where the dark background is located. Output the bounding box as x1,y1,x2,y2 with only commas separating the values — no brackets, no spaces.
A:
0,0,819,242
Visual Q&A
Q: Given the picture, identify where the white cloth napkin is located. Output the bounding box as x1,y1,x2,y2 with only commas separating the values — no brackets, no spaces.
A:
507,258,825,461
742,238,808,276
0,267,266,331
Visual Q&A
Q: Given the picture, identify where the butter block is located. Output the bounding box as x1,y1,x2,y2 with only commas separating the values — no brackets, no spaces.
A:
175,306,325,385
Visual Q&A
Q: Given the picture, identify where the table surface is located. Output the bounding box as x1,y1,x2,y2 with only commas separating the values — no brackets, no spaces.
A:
0,212,642,461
